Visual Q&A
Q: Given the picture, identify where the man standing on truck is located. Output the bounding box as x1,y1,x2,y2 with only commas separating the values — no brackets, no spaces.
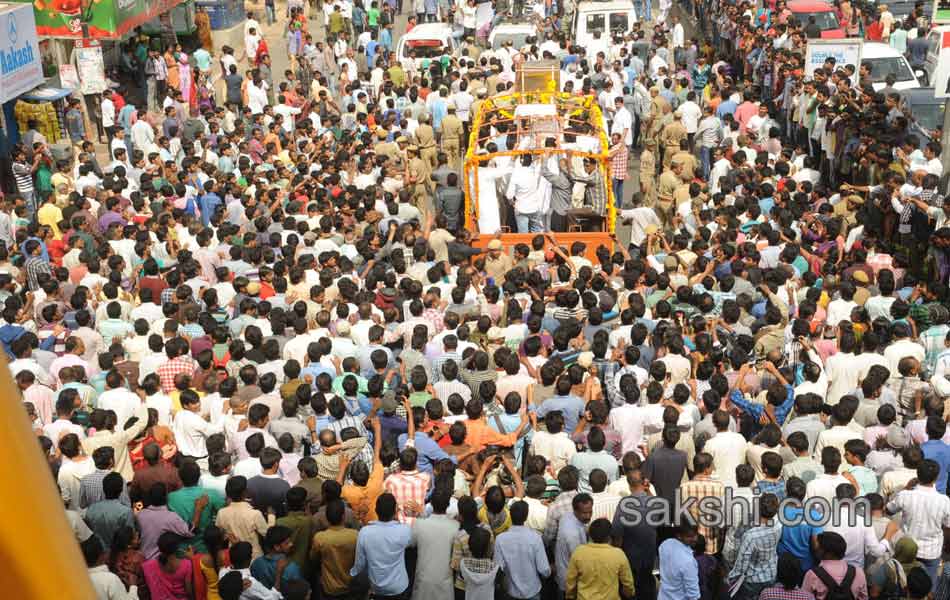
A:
507,154,545,233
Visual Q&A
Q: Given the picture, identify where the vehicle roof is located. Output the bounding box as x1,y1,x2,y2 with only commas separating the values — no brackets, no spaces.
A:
904,87,944,104
865,0,916,16
787,0,836,11
491,22,538,33
576,0,636,12
402,23,455,39
862,42,905,58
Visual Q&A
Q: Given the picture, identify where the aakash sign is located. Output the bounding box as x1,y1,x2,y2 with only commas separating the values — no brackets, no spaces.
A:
0,4,43,104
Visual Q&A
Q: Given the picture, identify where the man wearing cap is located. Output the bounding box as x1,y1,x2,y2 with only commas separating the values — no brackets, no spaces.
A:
485,237,514,284
833,193,864,228
670,139,699,182
660,109,688,169
639,139,657,206
440,103,464,171
461,36,482,61
656,161,683,227
414,115,439,171
407,144,434,219
374,129,397,160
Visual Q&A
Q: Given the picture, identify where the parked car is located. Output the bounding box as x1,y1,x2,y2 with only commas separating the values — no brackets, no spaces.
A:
922,25,950,87
488,21,538,51
862,42,922,91
573,0,637,49
396,23,459,71
902,87,945,144
788,0,846,38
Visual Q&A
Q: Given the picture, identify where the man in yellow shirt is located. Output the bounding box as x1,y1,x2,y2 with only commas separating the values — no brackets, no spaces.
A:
565,518,635,600
50,160,74,207
37,193,63,240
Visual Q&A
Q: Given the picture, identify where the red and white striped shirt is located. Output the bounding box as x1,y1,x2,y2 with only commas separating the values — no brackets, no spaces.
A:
156,356,196,393
383,469,431,525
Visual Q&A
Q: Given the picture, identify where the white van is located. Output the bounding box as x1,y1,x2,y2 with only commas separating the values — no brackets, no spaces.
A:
395,23,458,71
862,42,922,91
489,21,539,51
923,26,950,87
573,1,637,50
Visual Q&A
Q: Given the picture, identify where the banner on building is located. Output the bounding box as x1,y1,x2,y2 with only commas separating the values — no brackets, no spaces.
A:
11,0,186,39
0,3,44,104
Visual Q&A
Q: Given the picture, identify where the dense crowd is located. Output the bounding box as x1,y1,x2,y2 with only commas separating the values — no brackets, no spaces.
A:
6,0,950,598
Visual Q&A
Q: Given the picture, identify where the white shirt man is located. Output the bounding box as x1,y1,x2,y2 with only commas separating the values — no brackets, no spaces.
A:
825,350,858,406
609,402,646,458
887,476,950,563
679,99,702,134
813,424,862,462
97,386,142,431
824,503,891,568
671,21,685,48
704,430,748,485
173,407,225,459
506,158,544,217
531,428,577,473
710,155,732,194
825,297,857,328
101,96,116,129
89,564,138,600
611,102,634,146
130,119,155,153
282,331,316,364
274,102,302,133
246,81,269,115
806,472,850,503
884,338,926,376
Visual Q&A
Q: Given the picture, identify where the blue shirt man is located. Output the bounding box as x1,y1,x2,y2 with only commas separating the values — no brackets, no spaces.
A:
250,552,303,589
717,98,738,118
198,192,222,227
922,428,950,494
658,533,701,600
554,511,589,592
24,236,50,263
366,40,380,65
730,384,795,429
350,496,412,597
536,391,586,433
777,503,823,572
397,431,456,474
431,96,448,131
495,506,551,600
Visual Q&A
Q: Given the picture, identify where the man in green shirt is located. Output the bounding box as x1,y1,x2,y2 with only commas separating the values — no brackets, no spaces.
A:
367,1,380,28
275,486,314,571
167,460,225,553
35,161,52,197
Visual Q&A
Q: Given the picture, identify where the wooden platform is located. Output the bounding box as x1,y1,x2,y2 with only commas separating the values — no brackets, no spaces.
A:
471,231,617,262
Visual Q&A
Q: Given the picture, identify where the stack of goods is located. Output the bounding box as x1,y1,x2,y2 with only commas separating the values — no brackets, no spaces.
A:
14,101,63,144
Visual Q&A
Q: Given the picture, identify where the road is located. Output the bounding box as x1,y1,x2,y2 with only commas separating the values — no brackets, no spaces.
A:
175,1,696,242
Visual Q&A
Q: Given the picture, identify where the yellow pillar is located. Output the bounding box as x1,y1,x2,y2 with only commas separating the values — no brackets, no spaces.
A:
0,357,97,599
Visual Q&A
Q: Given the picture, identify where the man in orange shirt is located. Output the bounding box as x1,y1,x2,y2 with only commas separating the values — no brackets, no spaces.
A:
340,417,385,525
462,398,532,451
